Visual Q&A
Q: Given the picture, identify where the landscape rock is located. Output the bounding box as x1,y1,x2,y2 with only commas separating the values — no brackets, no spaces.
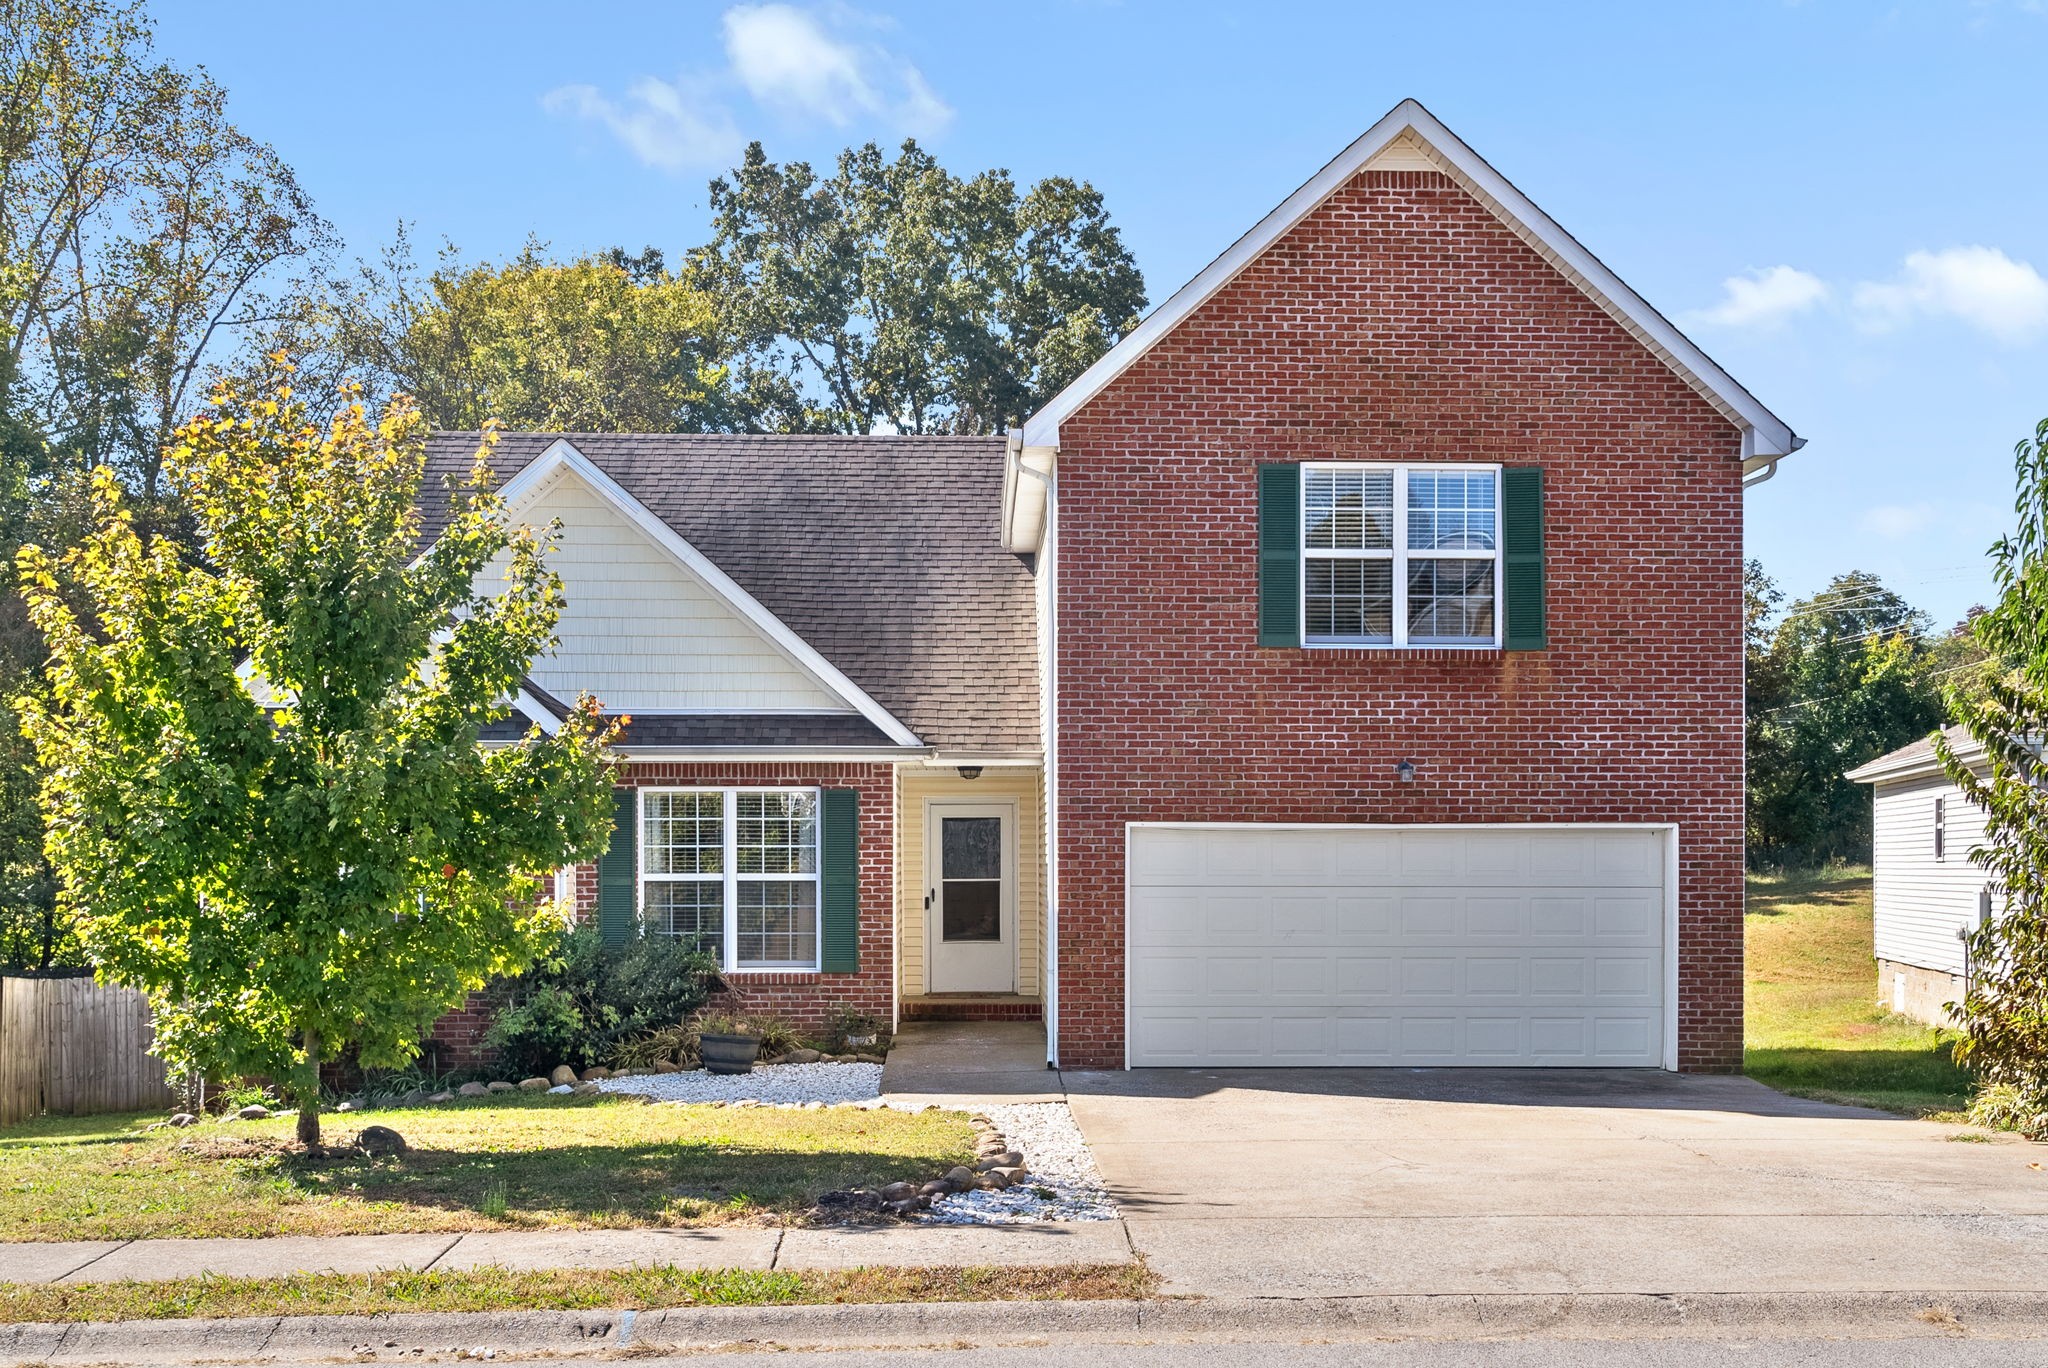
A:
547,1084,573,1095
976,1172,1009,1190
879,1181,918,1202
785,1048,822,1064
653,1061,680,1073
943,1165,976,1193
167,1112,197,1127
572,1082,601,1096
580,1066,611,1080
235,1104,269,1120
518,1077,549,1092
357,1125,407,1156
885,1198,923,1216
457,1082,488,1097
854,1053,886,1065
549,1065,578,1087
335,1101,359,1113
486,1081,516,1093
426,1090,454,1103
991,1166,1030,1184
920,1180,950,1198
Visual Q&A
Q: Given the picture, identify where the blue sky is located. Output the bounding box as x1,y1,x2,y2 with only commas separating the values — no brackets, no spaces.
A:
152,1,2048,628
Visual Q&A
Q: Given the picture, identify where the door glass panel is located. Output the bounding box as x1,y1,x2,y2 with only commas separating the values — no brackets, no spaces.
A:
942,817,1001,880
940,816,1002,943
942,879,1001,942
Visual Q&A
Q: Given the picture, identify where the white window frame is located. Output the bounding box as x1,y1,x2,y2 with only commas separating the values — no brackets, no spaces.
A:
1934,795,1947,863
1300,461,1503,649
637,787,822,973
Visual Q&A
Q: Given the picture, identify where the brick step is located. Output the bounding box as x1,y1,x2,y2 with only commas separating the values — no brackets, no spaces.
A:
901,996,1043,1022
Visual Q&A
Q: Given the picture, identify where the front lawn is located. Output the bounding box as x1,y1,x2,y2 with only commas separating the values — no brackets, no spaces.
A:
0,1094,974,1241
1745,865,1972,1116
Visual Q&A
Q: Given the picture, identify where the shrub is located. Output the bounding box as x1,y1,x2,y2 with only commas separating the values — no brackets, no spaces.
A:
486,924,723,1073
610,1024,699,1070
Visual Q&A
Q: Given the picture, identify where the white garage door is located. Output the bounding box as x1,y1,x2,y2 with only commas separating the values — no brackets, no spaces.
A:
1126,824,1670,1068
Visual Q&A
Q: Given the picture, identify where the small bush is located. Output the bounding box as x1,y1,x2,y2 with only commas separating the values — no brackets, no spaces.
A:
610,1024,699,1070
1966,1083,2048,1139
486,923,723,1075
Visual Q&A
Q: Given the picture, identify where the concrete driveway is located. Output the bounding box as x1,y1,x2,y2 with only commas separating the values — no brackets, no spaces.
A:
1061,1069,2048,1298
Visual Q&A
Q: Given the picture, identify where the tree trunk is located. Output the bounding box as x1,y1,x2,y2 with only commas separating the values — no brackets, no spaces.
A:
295,1026,321,1148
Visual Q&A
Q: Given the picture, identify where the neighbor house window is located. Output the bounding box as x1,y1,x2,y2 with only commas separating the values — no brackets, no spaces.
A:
1934,795,1947,862
1302,463,1501,647
641,788,819,970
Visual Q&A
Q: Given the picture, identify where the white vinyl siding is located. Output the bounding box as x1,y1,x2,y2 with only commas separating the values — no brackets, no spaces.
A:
1870,774,1993,977
1127,824,1669,1068
488,468,848,713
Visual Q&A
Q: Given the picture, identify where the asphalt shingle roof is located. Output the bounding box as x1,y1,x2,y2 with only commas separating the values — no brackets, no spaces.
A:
422,432,1039,754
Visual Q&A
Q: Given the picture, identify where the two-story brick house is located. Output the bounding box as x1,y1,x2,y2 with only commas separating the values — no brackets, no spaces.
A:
440,100,1797,1074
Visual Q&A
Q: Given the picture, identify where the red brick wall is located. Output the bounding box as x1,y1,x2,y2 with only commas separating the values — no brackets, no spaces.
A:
1051,169,1747,1071
427,760,894,1061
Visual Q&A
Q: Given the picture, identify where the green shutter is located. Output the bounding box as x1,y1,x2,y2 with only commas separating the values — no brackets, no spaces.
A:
596,787,637,946
1502,467,1547,651
820,788,858,973
1258,462,1302,648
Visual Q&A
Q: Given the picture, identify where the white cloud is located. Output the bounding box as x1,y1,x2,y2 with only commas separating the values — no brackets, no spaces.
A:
545,4,950,174
541,78,744,173
1851,246,2048,344
1859,504,1935,540
723,4,951,135
1685,265,1828,329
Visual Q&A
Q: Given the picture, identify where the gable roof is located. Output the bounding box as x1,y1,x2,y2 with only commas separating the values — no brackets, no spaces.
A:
1017,98,1800,466
422,432,1039,755
1845,724,1985,785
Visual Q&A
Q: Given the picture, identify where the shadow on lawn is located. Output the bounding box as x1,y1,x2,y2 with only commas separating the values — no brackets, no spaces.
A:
274,1139,963,1223
1746,1045,1971,1115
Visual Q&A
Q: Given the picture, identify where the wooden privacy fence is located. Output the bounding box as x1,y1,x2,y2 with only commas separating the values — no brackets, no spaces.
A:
0,977,172,1125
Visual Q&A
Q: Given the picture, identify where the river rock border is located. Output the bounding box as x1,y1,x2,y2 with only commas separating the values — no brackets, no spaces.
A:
817,1111,1028,1219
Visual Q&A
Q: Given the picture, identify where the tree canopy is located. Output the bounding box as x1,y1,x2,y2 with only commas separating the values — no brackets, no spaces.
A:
16,361,617,1142
692,138,1147,434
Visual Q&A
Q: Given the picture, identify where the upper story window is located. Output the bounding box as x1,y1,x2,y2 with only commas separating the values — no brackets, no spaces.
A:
1934,795,1947,862
1302,463,1501,648
641,788,820,971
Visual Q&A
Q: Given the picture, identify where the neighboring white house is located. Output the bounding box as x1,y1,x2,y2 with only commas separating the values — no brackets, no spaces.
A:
1845,724,1999,1026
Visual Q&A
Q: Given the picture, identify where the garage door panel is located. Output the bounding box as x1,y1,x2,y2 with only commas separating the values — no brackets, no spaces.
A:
1127,825,1668,1068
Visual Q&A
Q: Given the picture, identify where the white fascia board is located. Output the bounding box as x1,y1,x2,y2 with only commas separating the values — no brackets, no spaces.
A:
511,686,564,736
1020,98,1798,461
612,746,931,763
499,439,923,749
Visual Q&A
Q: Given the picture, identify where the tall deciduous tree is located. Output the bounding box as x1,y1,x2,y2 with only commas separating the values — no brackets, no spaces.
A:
693,139,1147,434
273,233,794,434
1939,418,2048,1119
1746,569,1946,864
16,360,617,1144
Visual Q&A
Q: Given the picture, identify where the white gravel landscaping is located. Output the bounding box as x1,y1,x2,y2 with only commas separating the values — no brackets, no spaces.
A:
920,1102,1118,1226
594,1063,1117,1226
595,1061,885,1105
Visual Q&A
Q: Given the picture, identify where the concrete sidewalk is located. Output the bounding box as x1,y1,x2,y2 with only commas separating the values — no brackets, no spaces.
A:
0,1221,1134,1285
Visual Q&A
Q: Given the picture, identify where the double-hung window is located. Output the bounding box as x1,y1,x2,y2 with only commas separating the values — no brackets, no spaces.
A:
640,788,820,971
1302,463,1501,648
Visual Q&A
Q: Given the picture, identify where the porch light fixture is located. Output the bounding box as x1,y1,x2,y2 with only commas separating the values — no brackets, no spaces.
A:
957,766,984,780
1395,760,1417,783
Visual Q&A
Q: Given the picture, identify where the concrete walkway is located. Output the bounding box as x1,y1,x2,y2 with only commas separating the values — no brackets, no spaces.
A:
881,1021,1064,1106
0,1221,1134,1285
1061,1067,2048,1300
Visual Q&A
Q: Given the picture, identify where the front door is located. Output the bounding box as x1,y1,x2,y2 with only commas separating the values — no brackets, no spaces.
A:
926,803,1015,994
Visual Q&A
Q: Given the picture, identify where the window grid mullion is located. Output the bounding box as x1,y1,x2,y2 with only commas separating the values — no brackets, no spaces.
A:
722,789,738,974
1393,468,1410,648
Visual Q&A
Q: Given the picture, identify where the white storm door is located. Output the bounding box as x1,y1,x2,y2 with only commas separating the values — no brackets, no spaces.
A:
926,803,1016,994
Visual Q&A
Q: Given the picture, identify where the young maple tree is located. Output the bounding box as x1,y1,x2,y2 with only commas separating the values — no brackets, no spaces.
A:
1940,417,2048,1126
16,357,616,1144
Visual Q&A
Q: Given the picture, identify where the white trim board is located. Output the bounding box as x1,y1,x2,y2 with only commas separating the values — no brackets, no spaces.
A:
1018,99,1799,462
497,440,921,749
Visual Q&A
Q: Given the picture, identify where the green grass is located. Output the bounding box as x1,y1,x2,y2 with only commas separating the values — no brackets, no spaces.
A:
1746,865,1972,1116
0,1262,1157,1323
0,1094,975,1241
